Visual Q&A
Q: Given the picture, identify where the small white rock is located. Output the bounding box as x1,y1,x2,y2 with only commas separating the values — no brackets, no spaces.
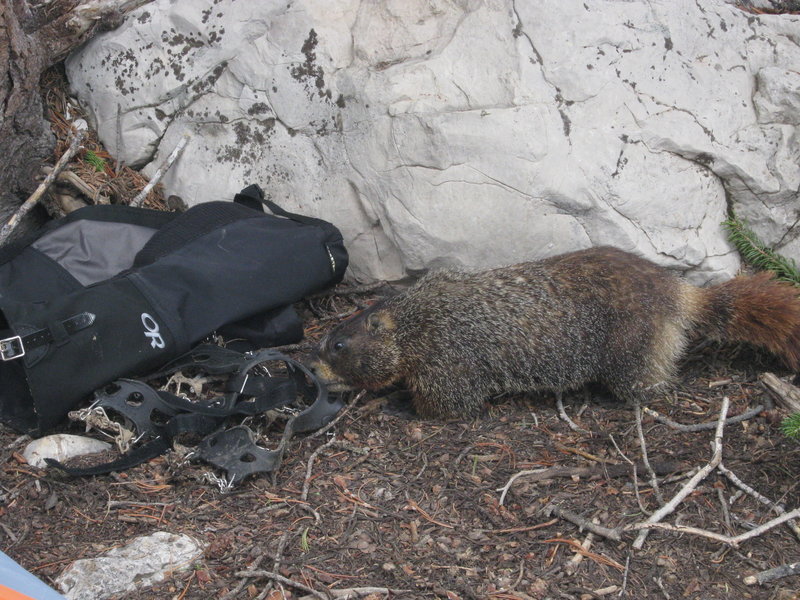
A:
56,532,203,600
22,434,111,468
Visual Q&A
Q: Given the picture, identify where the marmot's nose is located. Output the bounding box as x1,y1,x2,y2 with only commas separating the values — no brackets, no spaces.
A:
305,355,322,377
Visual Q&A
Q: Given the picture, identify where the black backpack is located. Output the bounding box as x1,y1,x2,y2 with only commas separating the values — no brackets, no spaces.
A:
0,184,347,435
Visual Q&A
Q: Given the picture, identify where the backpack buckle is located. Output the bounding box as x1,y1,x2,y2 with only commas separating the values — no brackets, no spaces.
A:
0,335,24,360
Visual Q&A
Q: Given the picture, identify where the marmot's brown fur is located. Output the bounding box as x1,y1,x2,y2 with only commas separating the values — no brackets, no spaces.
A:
310,247,800,418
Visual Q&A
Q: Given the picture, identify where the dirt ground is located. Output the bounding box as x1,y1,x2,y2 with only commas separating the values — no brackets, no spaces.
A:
1,288,799,600
1,64,798,600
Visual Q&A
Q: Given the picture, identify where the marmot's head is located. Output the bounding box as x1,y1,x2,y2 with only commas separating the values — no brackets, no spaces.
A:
309,302,402,392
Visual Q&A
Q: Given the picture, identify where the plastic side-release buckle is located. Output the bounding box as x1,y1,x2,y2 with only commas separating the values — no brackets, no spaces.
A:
0,336,24,361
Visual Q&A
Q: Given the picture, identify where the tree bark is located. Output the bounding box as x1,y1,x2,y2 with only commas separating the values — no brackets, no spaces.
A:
0,0,150,235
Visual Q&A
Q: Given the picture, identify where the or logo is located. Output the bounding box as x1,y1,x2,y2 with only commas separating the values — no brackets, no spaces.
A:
141,313,165,349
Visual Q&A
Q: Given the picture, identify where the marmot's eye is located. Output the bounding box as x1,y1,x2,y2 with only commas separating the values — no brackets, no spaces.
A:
332,340,345,352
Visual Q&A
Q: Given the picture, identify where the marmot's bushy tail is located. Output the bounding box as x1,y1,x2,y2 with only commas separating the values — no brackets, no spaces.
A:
692,272,800,369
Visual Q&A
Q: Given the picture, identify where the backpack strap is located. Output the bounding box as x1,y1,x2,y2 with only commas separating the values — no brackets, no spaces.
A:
233,183,340,231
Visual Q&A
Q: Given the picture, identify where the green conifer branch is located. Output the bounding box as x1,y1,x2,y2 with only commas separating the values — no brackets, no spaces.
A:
781,412,800,439
722,217,800,285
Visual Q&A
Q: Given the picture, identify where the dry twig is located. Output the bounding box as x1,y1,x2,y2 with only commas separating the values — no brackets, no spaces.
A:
304,391,365,441
130,134,189,208
235,570,327,599
719,463,800,541
760,372,800,412
300,587,410,599
566,527,597,574
498,461,684,506
743,561,800,586
302,433,338,502
544,505,622,541
0,129,86,244
643,404,765,432
630,508,800,548
631,397,729,549
635,400,665,506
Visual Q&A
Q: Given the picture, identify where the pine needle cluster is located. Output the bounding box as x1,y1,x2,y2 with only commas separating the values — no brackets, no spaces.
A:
723,215,800,439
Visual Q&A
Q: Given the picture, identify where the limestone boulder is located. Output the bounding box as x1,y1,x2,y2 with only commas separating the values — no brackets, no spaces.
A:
66,0,800,283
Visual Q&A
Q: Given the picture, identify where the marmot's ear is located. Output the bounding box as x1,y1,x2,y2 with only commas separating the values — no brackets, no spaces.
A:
366,310,393,332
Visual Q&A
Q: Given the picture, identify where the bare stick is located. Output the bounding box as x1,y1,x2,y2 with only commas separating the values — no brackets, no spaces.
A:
566,528,596,574
302,433,338,502
730,506,800,546
608,434,649,516
498,461,685,505
635,400,665,507
300,588,410,599
220,552,268,600
632,397,729,549
0,129,86,244
618,553,631,598
719,462,800,541
630,507,800,548
130,134,190,207
719,464,779,510
544,505,622,541
234,570,327,599
58,170,111,204
304,390,364,441
556,392,589,433
717,487,732,532
743,562,800,586
498,469,548,506
760,372,800,412
643,405,764,432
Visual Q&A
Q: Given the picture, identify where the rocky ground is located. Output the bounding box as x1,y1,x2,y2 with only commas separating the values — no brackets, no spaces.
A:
1,285,799,599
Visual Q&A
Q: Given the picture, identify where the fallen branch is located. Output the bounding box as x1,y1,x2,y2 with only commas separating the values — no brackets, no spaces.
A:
497,461,685,505
305,390,365,441
632,396,729,549
130,134,189,207
643,404,764,432
219,552,268,600
543,537,624,571
629,507,800,549
55,169,110,204
300,588,410,599
760,372,800,412
544,505,622,542
566,527,596,574
743,561,800,586
0,129,86,244
235,570,327,600
635,400,665,506
302,433,338,502
719,462,800,541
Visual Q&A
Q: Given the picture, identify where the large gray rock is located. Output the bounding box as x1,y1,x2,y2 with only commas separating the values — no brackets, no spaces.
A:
66,0,800,283
56,531,202,600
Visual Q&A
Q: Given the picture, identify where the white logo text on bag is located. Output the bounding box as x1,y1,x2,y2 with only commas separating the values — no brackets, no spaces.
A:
141,313,165,349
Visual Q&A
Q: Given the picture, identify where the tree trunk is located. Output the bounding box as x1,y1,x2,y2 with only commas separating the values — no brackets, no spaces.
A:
0,0,150,236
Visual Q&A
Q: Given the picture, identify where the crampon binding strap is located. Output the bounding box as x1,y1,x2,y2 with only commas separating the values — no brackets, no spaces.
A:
46,344,344,486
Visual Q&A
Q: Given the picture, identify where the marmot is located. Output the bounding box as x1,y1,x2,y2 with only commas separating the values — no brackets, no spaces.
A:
309,246,800,418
